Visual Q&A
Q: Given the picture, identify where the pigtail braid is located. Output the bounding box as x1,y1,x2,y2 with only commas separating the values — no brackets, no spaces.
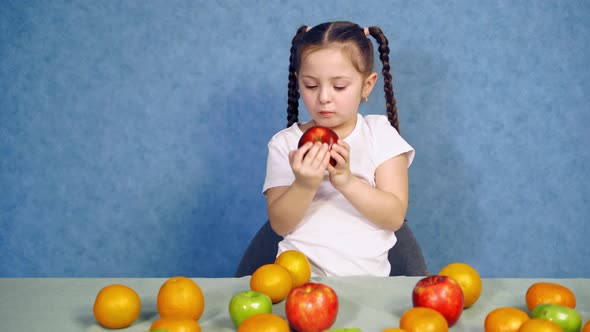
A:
287,26,309,128
368,26,400,132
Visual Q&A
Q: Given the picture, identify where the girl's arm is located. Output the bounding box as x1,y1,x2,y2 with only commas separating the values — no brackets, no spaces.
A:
266,183,315,236
266,142,331,236
329,141,409,232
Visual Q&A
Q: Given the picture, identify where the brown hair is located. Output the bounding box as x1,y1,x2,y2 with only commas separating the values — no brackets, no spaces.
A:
287,21,400,132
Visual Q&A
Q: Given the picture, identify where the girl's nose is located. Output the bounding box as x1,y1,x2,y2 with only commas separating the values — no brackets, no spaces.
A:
318,88,331,104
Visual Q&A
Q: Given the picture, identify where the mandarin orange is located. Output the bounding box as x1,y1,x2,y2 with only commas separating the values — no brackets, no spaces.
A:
237,313,290,332
250,264,293,304
525,282,576,312
93,284,141,329
400,307,449,332
484,307,529,332
518,318,563,332
274,250,312,288
439,262,482,308
157,276,205,320
150,317,201,332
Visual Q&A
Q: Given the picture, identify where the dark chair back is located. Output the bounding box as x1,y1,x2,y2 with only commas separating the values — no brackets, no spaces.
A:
235,221,429,277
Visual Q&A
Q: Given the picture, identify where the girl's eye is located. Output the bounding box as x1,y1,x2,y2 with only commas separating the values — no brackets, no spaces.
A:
304,85,317,89
334,86,347,91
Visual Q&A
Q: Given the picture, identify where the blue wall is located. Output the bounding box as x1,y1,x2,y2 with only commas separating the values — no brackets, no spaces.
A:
1,1,588,278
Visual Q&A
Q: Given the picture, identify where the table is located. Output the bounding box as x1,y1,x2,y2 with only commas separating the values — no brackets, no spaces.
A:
0,276,588,331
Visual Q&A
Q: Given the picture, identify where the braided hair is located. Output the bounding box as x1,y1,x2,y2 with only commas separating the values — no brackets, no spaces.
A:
286,21,400,132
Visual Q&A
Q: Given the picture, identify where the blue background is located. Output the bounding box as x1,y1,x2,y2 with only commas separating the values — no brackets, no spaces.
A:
1,1,589,278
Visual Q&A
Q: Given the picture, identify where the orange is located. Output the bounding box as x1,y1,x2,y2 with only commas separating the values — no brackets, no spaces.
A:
274,250,312,288
525,282,576,312
157,276,205,320
484,307,529,332
583,320,590,332
237,313,290,332
399,307,449,332
381,329,408,332
518,318,563,332
93,283,141,329
250,264,293,304
150,317,201,332
439,262,482,308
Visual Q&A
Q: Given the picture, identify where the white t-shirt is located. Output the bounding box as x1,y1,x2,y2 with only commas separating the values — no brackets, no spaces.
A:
263,114,415,276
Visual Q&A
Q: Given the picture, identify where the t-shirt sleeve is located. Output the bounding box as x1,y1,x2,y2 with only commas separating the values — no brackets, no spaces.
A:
262,135,295,195
368,115,415,168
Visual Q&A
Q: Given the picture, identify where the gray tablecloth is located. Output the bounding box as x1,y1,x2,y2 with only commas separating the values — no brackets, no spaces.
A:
1,276,588,331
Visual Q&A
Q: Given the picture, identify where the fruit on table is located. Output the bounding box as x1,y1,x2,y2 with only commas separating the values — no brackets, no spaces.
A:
531,303,582,332
484,307,529,332
412,275,464,326
274,250,312,288
324,328,363,332
298,125,339,166
583,320,590,332
518,318,564,332
399,307,448,332
286,282,339,332
150,317,201,332
93,283,141,329
237,313,290,332
438,262,482,308
250,263,293,304
228,290,273,327
525,282,576,312
157,276,205,320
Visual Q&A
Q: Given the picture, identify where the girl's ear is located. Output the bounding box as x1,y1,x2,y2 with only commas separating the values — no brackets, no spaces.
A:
362,72,378,98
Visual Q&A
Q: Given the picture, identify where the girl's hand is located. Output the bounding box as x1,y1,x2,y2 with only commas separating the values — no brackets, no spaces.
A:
327,139,354,190
289,141,330,190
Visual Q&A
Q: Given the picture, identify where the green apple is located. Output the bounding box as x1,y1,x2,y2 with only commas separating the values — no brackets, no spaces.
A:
531,303,582,332
228,290,273,327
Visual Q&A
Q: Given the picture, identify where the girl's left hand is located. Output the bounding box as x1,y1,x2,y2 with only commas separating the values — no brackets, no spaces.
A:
327,139,354,190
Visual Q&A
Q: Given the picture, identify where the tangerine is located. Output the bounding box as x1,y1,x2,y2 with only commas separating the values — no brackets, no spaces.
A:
583,320,590,332
525,282,576,312
150,317,201,332
518,318,563,332
274,250,312,288
250,264,293,304
157,276,205,320
399,307,449,332
237,313,290,332
439,262,482,308
93,283,141,329
381,328,409,332
484,307,530,332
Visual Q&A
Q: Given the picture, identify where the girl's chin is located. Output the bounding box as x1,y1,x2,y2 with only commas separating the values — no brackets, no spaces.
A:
311,119,336,128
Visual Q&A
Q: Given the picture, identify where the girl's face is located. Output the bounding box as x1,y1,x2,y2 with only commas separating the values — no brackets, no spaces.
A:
298,46,377,137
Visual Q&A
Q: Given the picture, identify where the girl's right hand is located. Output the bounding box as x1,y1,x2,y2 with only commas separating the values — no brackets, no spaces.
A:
289,141,330,190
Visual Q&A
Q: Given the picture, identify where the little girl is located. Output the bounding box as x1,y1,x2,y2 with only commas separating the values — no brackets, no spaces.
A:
263,21,415,277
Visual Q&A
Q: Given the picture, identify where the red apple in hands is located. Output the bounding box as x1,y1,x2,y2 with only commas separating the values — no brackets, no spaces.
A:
298,126,339,166
412,275,464,327
286,282,339,332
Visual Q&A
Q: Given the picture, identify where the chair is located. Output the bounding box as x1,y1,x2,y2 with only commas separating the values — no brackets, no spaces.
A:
235,220,429,277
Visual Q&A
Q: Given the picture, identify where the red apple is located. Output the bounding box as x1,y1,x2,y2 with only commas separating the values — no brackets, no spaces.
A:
286,282,339,332
412,275,464,327
298,126,339,166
